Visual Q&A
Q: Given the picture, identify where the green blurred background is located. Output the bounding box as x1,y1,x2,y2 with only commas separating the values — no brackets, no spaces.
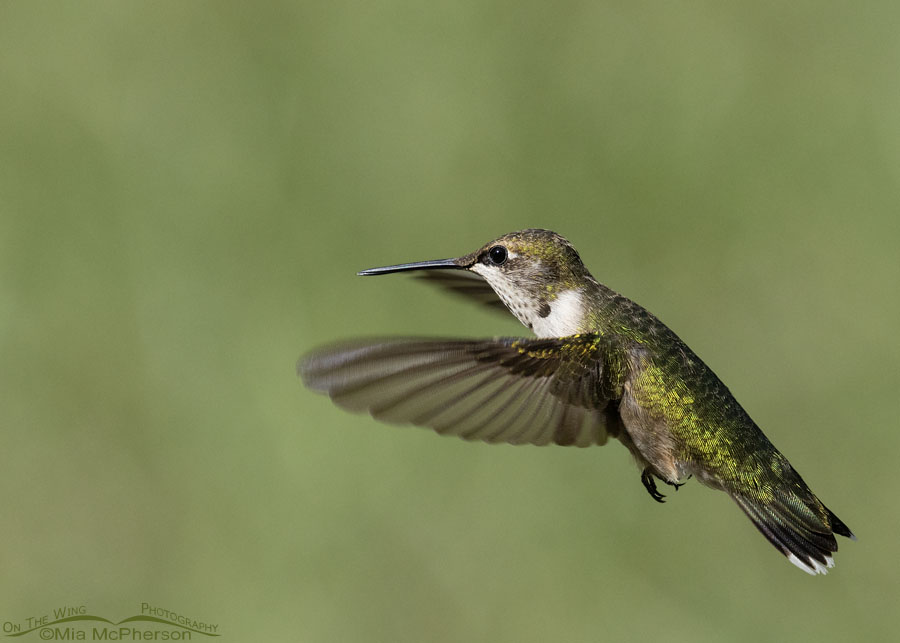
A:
1,2,897,641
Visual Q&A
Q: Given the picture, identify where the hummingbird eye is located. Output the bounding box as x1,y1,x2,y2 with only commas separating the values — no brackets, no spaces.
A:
488,246,508,266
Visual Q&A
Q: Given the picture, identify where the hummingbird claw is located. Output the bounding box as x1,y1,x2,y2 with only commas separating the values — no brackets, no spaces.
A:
662,474,692,491
641,468,667,503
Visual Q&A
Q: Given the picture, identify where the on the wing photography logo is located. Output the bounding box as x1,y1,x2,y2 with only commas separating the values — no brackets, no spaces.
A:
2,604,219,640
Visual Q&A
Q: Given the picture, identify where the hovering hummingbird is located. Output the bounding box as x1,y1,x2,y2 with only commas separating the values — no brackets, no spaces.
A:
299,229,854,574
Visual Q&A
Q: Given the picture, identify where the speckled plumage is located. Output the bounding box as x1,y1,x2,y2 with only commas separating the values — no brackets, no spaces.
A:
300,229,854,574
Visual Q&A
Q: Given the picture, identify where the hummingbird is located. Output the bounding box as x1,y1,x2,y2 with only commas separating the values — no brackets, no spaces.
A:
299,229,855,574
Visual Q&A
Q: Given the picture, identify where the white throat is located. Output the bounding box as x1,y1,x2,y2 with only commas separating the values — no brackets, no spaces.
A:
529,289,585,337
471,264,586,337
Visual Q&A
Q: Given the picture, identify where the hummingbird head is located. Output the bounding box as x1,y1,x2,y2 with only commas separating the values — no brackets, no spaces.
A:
359,229,595,337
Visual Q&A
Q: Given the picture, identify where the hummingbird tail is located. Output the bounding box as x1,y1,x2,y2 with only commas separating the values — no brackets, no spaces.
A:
730,491,855,575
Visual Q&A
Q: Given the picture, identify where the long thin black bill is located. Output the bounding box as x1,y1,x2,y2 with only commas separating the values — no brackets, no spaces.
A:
358,258,462,276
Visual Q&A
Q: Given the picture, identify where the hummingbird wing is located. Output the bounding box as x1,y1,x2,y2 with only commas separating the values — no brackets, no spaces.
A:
413,271,508,313
299,335,624,447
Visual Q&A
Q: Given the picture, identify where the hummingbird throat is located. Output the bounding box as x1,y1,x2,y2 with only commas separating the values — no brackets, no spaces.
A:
483,276,585,338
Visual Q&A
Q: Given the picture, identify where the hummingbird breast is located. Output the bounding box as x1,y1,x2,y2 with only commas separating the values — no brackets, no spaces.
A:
618,375,693,485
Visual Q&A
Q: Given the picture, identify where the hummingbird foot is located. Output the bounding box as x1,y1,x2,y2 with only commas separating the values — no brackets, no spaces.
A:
640,468,666,503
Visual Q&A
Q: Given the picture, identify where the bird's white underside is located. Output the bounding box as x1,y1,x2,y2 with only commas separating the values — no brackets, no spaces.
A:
530,289,584,338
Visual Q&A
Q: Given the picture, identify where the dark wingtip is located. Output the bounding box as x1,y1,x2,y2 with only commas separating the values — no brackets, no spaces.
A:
296,353,317,387
827,508,856,541
295,355,306,379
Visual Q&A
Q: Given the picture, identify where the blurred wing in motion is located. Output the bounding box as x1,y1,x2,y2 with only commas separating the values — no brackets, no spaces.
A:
413,271,508,313
299,335,625,447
